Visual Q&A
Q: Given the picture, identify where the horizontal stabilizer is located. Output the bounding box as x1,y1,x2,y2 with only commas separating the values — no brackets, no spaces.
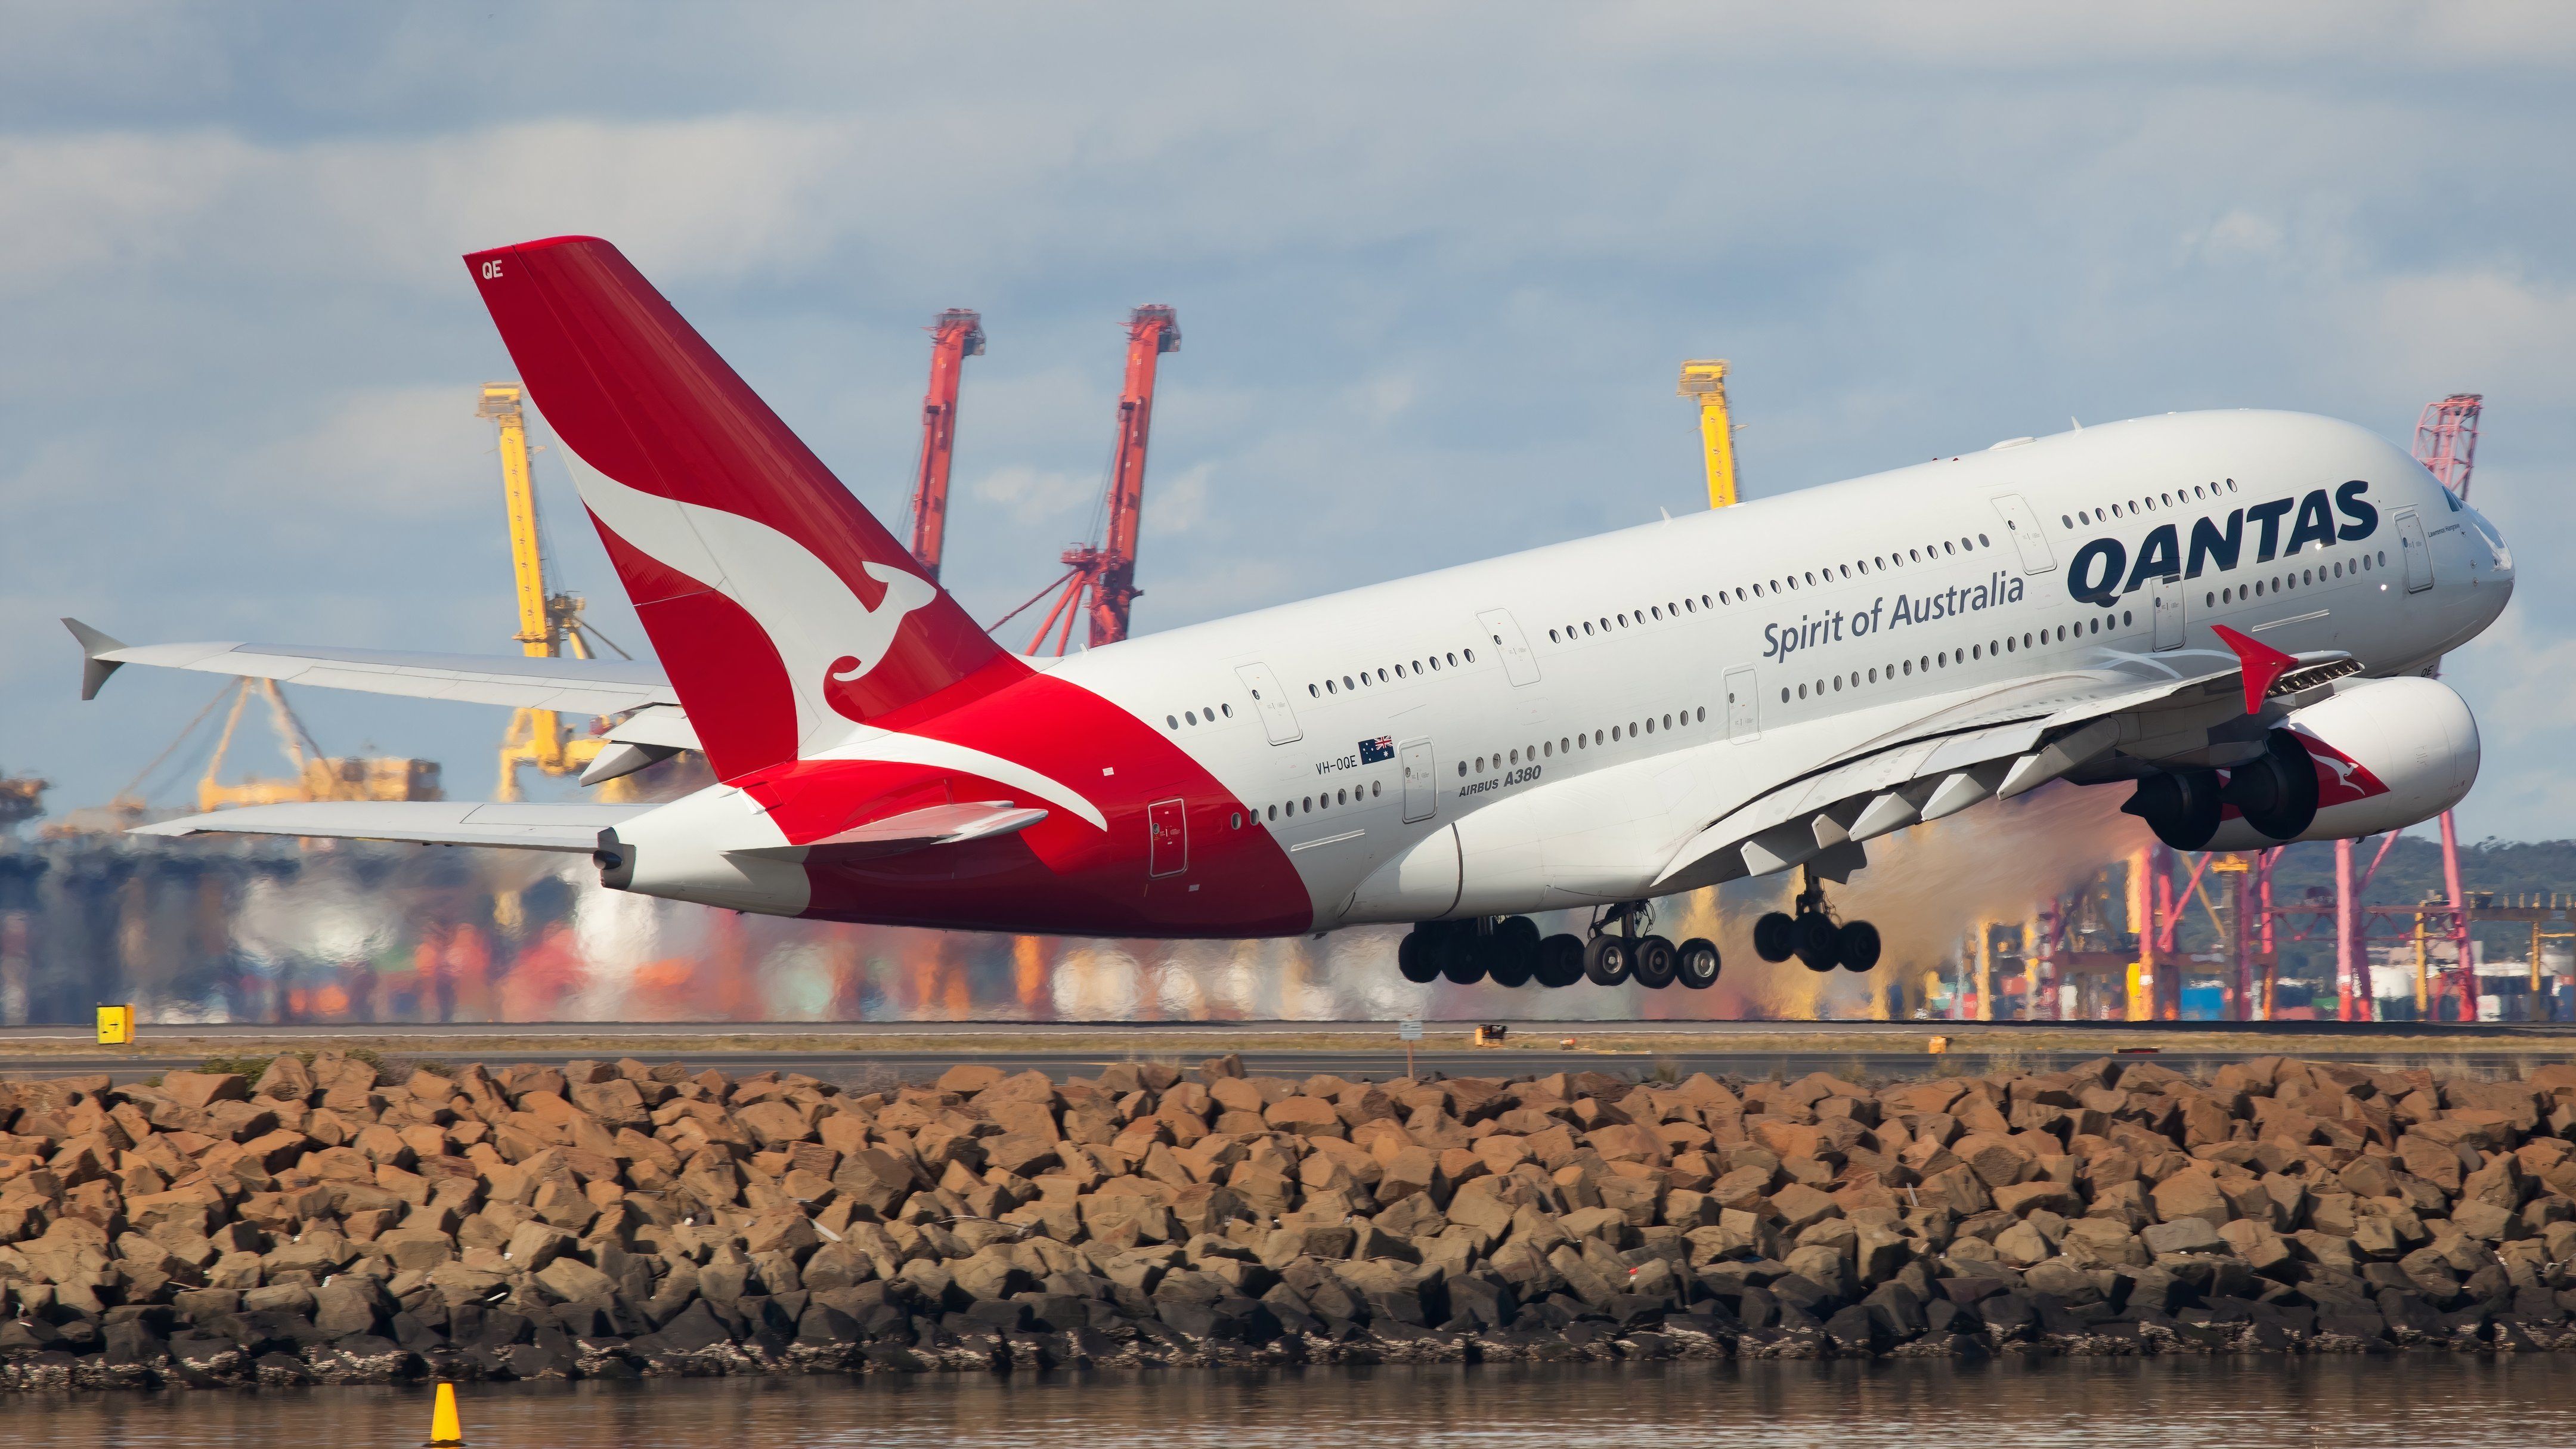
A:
67,631,679,717
727,800,1047,861
131,801,647,852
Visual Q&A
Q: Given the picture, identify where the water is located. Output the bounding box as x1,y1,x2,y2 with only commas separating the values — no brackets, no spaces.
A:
15,1358,2576,1447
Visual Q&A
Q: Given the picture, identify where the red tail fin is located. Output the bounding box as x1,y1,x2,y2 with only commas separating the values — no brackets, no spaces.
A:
464,237,1015,781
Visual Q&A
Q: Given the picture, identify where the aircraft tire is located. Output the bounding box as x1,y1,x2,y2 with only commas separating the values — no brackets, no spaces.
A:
1838,920,1883,972
1535,933,1587,987
1676,937,1721,989
1397,930,1441,984
1631,934,1679,989
1583,933,1633,987
1794,914,1841,971
1486,931,1535,988
1753,912,1797,963
1436,930,1485,985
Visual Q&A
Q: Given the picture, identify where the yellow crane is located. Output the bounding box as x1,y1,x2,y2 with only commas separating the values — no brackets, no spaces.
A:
196,678,440,812
479,383,642,803
1676,360,1739,509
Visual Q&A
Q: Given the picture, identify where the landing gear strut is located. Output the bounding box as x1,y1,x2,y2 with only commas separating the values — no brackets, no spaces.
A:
1753,866,1881,973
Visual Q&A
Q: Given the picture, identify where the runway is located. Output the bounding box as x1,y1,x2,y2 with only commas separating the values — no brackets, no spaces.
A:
4,1016,2571,1086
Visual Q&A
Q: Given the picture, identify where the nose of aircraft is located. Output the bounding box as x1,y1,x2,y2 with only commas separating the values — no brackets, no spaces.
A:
2460,495,2514,629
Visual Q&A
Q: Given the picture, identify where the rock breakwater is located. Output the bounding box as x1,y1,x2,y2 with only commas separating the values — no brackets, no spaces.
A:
7,1050,2576,1391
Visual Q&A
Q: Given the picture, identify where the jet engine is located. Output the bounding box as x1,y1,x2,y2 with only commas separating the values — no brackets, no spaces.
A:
2185,676,2479,852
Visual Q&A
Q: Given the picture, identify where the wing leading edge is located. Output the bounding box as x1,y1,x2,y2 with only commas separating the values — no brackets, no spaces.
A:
132,801,647,852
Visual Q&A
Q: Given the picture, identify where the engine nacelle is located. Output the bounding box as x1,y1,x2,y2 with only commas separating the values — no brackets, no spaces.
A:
2203,676,2478,851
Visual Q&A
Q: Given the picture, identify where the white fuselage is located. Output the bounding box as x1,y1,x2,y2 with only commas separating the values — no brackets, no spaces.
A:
1048,410,2512,930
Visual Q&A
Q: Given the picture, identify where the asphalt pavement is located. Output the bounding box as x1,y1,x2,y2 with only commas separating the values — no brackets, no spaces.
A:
4,1016,2571,1086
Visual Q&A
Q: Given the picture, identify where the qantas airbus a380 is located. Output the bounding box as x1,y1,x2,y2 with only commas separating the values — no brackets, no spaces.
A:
69,237,2512,992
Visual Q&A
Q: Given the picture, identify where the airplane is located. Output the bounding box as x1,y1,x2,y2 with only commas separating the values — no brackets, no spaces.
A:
67,236,2513,992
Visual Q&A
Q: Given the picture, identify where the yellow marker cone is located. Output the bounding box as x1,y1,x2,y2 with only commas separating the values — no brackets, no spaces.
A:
425,1381,466,1447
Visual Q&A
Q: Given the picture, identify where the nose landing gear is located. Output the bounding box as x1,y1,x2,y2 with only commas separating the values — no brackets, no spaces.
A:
1753,866,1881,973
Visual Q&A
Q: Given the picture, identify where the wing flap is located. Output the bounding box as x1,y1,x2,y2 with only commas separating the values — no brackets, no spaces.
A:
1647,643,2361,889
131,801,645,852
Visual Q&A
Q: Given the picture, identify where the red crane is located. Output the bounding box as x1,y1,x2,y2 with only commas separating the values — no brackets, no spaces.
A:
1019,305,1181,654
2414,394,2482,496
903,308,985,580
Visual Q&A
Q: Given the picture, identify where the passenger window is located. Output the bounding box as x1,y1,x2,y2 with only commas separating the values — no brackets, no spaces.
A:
1695,708,1705,722
1185,710,1198,724
1371,781,1381,798
1336,789,1346,805
1464,649,1476,662
1166,714,1179,729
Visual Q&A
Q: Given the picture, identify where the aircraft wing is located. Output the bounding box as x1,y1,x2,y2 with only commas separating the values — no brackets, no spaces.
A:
130,801,645,852
1652,638,2358,889
65,619,680,718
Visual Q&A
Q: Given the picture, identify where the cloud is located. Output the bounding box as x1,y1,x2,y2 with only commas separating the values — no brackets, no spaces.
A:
2,2,2572,850
971,464,1100,526
1144,462,1212,538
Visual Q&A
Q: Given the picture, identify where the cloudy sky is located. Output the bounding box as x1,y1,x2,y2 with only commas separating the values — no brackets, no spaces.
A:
5,3,2572,840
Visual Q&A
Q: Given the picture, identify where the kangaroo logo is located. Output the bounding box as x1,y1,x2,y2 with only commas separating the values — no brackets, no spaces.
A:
570,456,945,748
2291,727,2386,807
821,563,938,717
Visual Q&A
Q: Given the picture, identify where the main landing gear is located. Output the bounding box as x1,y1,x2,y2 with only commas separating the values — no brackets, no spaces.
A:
1751,866,1881,973
1397,906,1719,991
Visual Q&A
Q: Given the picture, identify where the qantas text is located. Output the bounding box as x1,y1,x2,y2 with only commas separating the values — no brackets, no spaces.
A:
2063,480,2379,606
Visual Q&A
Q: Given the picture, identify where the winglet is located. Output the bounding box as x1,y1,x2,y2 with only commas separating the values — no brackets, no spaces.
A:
62,618,128,700
2211,624,2295,715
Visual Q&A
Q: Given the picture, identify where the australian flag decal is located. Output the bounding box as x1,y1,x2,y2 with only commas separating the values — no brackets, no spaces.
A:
1358,736,1395,764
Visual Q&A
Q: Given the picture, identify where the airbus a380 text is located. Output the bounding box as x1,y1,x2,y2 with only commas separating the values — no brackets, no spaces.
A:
70,236,2513,992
